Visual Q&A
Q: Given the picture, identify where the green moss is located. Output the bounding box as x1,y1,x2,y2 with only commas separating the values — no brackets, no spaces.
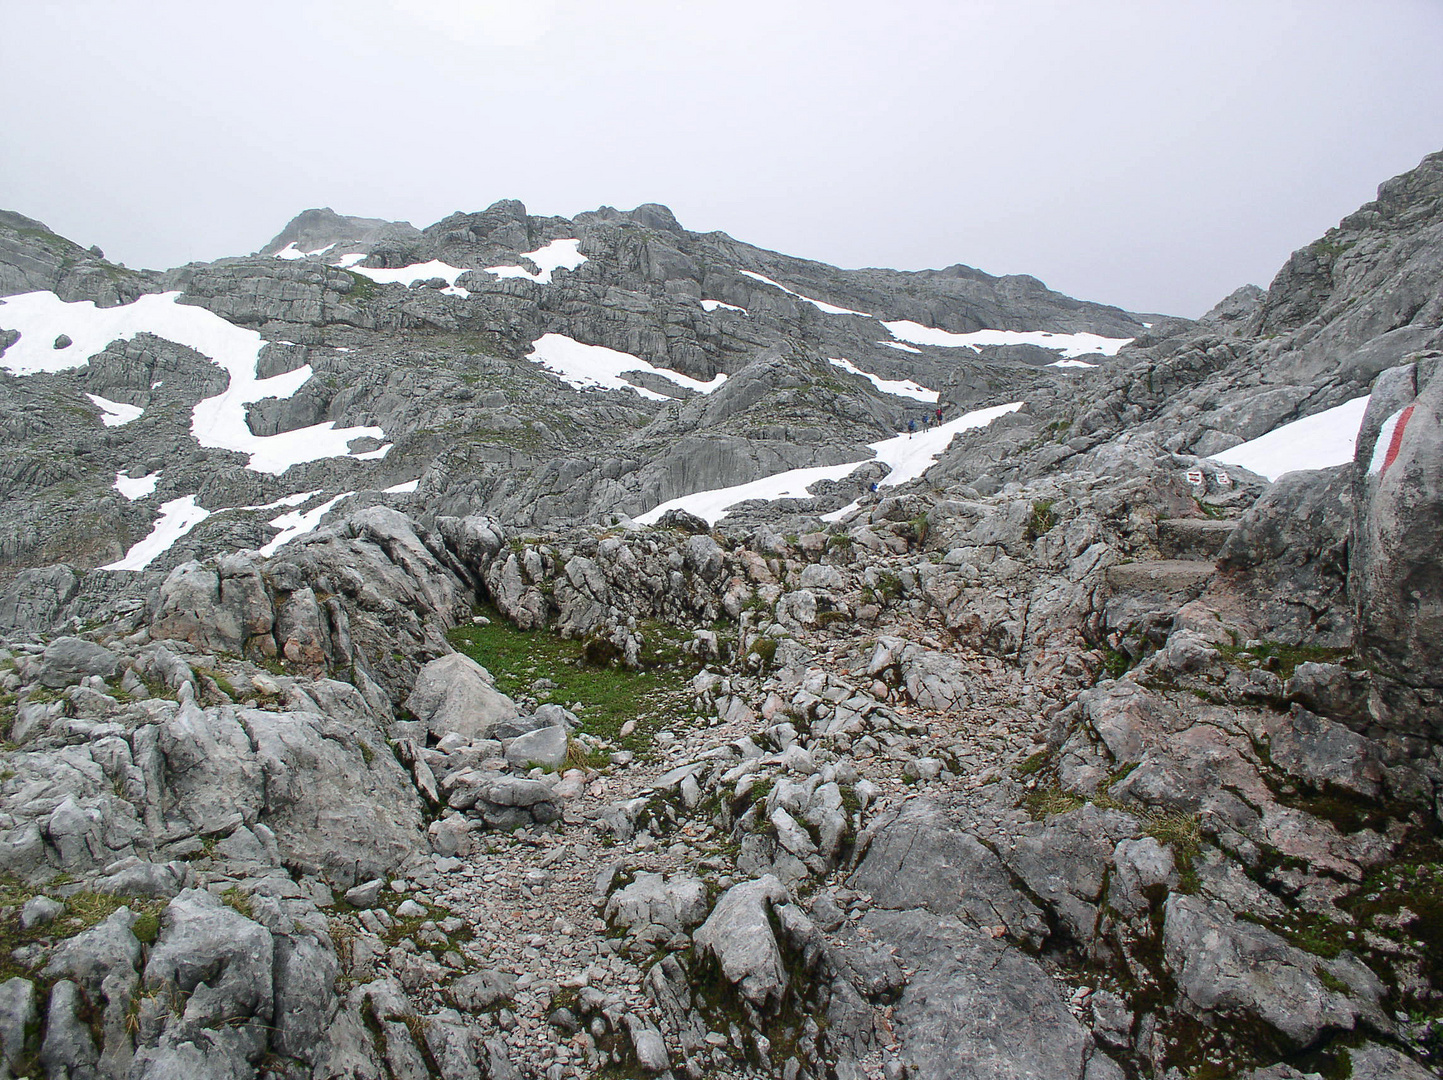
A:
1016,749,1051,776
342,270,379,303
1216,640,1352,680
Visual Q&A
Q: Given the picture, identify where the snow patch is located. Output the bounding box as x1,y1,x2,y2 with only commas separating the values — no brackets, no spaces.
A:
739,270,871,317
275,242,335,260
827,358,938,403
878,341,922,354
638,401,1024,526
1209,395,1370,482
700,299,748,315
333,252,368,269
87,393,143,426
526,333,726,401
0,291,387,474
113,470,159,501
385,479,420,494
259,492,354,557
347,259,473,296
1049,358,1097,370
485,238,586,285
882,319,1131,358
102,495,211,571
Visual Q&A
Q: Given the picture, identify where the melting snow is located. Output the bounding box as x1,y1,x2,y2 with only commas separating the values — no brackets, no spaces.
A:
700,299,748,315
1208,395,1370,482
526,333,726,401
882,320,1131,358
385,479,420,494
114,470,159,500
275,242,336,260
739,270,871,317
828,358,938,403
0,291,387,475
346,259,474,297
638,401,1023,526
1049,358,1097,370
333,252,368,269
485,238,586,285
878,341,922,354
259,492,354,557
102,495,211,571
87,393,143,426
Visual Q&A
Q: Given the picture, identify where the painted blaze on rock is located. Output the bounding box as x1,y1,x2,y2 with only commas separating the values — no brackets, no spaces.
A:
1351,357,1443,735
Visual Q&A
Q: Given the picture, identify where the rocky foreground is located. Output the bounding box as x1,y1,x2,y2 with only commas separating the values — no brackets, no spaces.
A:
0,149,1441,1079
0,335,1439,1079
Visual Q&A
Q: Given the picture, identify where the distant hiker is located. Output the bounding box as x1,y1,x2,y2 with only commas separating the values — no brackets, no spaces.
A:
935,406,943,424
922,414,930,431
869,482,879,493
907,419,916,437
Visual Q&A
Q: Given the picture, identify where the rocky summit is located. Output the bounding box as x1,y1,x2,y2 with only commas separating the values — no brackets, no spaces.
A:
0,150,1440,1080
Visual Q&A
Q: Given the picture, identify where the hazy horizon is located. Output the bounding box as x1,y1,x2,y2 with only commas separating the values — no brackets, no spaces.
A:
2,0,1441,318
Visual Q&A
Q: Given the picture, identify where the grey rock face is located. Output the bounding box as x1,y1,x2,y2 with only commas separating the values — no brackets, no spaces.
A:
1351,359,1443,735
850,800,1044,941
864,908,1094,1080
1162,893,1386,1048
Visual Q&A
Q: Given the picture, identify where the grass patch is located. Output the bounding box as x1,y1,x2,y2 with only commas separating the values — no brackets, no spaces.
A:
1021,787,1085,819
1024,498,1057,541
1217,640,1352,680
1015,749,1051,776
447,606,697,754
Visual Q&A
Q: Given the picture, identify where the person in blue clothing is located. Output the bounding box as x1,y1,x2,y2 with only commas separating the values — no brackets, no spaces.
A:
907,419,916,437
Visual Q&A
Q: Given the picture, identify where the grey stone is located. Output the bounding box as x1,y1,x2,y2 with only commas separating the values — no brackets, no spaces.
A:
1162,893,1386,1047
0,977,37,1072
345,878,384,909
35,635,120,688
504,723,569,769
20,894,63,929
144,888,275,1027
692,874,791,1011
406,652,519,742
864,908,1091,1080
449,968,516,1011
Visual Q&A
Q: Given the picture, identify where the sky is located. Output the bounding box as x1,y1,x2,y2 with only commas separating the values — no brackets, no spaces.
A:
1,0,1440,318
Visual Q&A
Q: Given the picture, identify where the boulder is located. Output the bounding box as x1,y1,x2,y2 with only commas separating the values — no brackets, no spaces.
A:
1351,360,1443,736
406,652,519,742
692,874,791,1011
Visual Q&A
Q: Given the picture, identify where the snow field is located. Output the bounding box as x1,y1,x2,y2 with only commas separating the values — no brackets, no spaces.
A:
113,471,159,500
0,291,387,475
1208,395,1371,482
484,238,586,285
526,333,726,401
827,357,938,403
699,299,748,314
101,495,212,571
638,401,1024,526
881,319,1131,358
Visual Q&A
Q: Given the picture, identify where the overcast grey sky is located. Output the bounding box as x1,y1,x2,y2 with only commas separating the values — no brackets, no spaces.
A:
2,0,1441,317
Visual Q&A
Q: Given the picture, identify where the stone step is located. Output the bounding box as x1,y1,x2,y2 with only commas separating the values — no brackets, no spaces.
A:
1105,559,1216,596
1156,518,1238,560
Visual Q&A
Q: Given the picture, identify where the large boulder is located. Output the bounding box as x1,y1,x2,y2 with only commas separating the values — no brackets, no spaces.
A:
406,652,519,742
1350,358,1443,736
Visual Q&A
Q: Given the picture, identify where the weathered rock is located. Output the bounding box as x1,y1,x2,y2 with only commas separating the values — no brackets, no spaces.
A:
449,968,517,1011
504,723,568,769
1162,893,1387,1047
406,652,519,742
692,874,791,1011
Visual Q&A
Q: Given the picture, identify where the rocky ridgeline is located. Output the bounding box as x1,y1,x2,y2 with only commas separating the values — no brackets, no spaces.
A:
0,154,1440,1078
